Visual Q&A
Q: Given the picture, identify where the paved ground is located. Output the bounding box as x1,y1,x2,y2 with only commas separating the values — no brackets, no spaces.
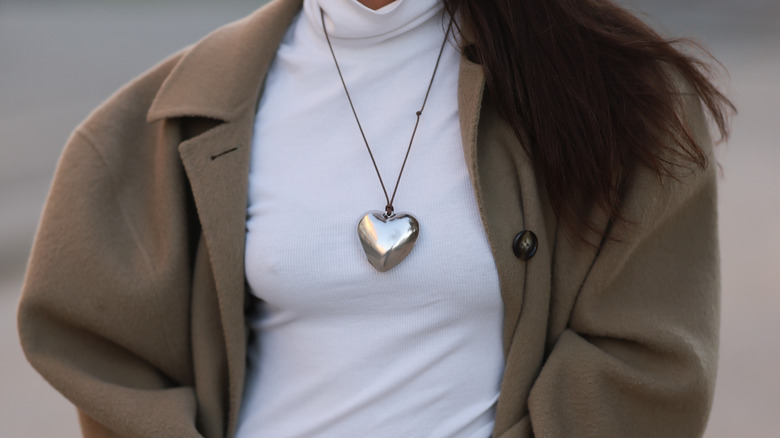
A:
1,1,778,436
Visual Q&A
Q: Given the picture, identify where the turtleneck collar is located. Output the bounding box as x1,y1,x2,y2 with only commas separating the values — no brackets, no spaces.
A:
304,0,443,42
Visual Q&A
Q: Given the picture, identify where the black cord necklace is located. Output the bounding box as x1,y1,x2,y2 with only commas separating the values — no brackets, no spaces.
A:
320,8,454,272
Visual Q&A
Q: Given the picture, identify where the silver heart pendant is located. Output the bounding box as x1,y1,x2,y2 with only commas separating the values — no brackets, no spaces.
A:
357,211,420,272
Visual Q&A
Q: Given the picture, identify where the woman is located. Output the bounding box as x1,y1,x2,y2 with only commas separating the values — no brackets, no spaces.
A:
18,0,733,436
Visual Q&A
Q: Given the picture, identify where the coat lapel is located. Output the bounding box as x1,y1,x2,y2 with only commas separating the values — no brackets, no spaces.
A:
457,55,531,357
177,119,254,436
147,0,303,434
458,50,556,435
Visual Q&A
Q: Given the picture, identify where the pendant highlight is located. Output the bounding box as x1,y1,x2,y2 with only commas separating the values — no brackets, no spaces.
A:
357,211,419,272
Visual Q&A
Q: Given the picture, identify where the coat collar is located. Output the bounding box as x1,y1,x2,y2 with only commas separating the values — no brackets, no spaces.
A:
147,0,304,123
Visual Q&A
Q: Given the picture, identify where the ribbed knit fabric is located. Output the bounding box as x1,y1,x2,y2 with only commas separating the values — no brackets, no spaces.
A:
238,0,504,436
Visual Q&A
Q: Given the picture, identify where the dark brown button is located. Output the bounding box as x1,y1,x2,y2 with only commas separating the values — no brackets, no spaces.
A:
512,230,538,260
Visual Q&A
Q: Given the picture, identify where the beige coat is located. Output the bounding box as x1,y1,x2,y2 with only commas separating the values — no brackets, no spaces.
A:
17,0,720,437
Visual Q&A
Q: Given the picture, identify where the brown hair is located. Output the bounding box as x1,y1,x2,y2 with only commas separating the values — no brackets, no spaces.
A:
442,0,734,243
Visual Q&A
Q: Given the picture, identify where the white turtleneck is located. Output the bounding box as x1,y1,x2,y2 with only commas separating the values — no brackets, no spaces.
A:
238,0,504,437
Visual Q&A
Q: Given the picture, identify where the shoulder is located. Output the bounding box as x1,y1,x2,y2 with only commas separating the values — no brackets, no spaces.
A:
74,49,188,148
76,0,301,149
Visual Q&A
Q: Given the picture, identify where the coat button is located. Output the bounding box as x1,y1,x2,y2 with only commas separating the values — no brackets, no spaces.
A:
512,230,538,260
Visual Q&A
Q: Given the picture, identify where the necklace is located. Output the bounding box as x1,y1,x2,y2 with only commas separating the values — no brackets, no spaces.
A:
320,8,453,272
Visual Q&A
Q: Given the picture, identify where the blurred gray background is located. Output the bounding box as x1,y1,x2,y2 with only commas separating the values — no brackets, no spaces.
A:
1,0,778,436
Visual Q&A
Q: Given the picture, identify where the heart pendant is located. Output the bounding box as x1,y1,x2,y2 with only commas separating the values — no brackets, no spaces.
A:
357,211,420,272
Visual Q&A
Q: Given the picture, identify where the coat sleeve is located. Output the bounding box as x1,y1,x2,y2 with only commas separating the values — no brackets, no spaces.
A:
17,126,204,438
526,90,721,437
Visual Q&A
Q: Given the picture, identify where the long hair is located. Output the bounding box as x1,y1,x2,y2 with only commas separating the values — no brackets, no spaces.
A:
442,0,734,243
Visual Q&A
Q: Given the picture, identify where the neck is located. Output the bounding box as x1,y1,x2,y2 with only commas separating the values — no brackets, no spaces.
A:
356,0,396,10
